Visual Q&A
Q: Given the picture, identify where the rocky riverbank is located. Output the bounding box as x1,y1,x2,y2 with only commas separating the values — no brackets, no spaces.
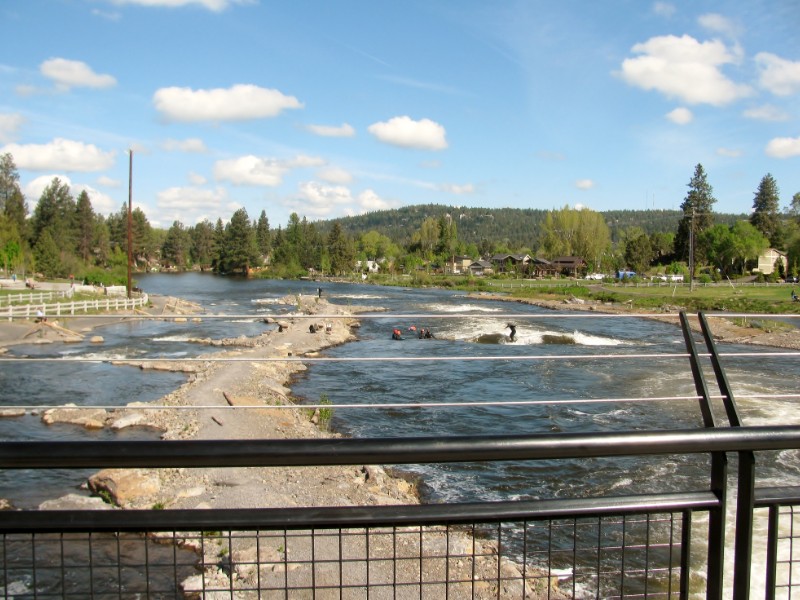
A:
1,292,566,598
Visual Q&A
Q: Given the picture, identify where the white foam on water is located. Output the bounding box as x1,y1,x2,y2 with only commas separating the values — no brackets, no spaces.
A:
153,335,193,342
571,330,625,346
332,293,386,300
424,302,502,313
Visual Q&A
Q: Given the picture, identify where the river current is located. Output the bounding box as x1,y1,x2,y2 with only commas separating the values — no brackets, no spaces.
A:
1,272,799,595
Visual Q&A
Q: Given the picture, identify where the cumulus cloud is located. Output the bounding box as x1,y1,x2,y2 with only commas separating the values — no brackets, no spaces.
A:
440,183,474,195
317,167,353,185
765,136,800,158
368,116,448,150
743,104,790,122
619,34,752,105
356,189,391,212
40,58,116,90
213,154,322,186
162,137,207,152
153,84,303,122
716,147,742,158
188,172,207,185
652,2,675,18
575,179,595,190
24,175,71,203
293,181,353,217
306,123,356,137
755,53,800,96
2,138,115,172
153,185,238,227
106,0,249,11
97,175,121,187
666,107,693,124
698,13,741,39
0,113,24,142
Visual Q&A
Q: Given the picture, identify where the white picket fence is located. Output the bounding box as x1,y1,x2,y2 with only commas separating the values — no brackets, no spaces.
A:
4,293,148,321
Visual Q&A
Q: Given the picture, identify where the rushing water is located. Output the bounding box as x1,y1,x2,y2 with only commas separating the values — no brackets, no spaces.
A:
2,272,799,595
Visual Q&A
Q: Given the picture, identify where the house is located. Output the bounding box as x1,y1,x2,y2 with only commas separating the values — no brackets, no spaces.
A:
356,260,381,273
490,254,531,274
445,255,474,275
551,256,587,277
468,260,494,276
529,257,558,278
754,248,787,276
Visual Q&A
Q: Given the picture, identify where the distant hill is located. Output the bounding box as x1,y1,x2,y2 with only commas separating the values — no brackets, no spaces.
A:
314,204,747,249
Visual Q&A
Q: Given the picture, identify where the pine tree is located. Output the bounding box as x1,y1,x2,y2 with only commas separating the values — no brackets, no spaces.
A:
674,164,716,263
224,208,260,274
75,190,95,263
256,210,271,257
750,173,782,247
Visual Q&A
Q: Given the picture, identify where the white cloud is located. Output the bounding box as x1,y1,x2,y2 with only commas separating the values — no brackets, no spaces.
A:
666,107,693,124
188,171,207,185
213,154,321,186
75,183,116,216
697,13,741,39
652,2,675,18
40,58,116,90
24,174,71,203
357,189,391,212
290,181,354,217
153,84,303,122
106,0,250,11
306,123,356,137
716,147,742,158
742,104,790,122
440,183,474,195
97,175,121,187
575,179,595,190
317,167,353,185
765,136,800,158
154,185,237,227
0,113,24,142
619,34,752,106
755,53,800,97
162,137,207,152
2,138,115,172
368,116,448,150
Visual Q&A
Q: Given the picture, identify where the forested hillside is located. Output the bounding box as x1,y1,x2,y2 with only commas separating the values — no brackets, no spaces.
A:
316,205,747,249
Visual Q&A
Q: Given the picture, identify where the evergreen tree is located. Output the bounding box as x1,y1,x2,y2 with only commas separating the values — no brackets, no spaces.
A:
0,153,20,213
75,190,95,263
162,221,191,268
625,234,654,274
190,219,215,268
256,210,271,257
328,222,355,275
224,208,259,273
33,229,61,277
750,173,782,247
31,177,76,254
674,164,716,263
212,218,226,272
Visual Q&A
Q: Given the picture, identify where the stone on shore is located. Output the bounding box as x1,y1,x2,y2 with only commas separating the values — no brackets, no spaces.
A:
88,468,161,507
39,493,112,511
42,404,108,429
0,408,25,418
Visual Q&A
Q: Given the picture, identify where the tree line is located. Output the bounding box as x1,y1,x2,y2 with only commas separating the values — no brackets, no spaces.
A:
1,152,798,283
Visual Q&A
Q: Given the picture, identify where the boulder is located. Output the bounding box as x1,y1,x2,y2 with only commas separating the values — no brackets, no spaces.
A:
42,404,107,429
88,468,160,507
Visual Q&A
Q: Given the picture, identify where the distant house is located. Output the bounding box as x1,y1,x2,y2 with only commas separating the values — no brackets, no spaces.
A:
754,248,787,276
356,260,382,273
445,255,474,274
529,257,558,278
469,260,494,276
490,254,531,274
551,256,586,277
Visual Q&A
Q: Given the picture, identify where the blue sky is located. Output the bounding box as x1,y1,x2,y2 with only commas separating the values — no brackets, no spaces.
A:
1,0,799,230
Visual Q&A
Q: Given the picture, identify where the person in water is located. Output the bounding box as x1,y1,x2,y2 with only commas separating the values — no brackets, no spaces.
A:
392,328,403,340
507,323,516,341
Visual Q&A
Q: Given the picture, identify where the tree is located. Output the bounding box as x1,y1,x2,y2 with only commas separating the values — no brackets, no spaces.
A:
162,221,191,268
328,222,355,275
190,220,215,268
223,208,259,274
0,153,20,213
625,234,654,274
33,229,61,277
750,173,782,247
31,178,76,254
701,221,768,276
674,164,716,264
539,206,611,265
75,190,95,263
256,210,271,258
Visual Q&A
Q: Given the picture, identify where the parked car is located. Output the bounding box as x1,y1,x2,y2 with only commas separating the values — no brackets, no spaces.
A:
584,273,605,280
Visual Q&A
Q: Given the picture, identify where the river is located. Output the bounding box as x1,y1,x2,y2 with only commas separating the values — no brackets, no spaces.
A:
2,272,798,595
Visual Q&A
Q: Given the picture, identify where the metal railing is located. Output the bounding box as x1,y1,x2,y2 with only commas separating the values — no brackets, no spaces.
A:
0,311,799,598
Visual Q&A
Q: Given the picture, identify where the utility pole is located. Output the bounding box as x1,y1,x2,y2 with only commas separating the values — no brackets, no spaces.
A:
127,149,133,299
689,208,695,292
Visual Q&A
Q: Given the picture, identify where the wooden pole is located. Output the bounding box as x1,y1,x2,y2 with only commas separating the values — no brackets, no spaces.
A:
127,149,133,299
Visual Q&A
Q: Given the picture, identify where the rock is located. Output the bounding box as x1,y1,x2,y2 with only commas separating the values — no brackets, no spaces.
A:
89,335,104,343
88,468,161,507
110,412,146,430
0,498,14,510
0,408,25,418
42,404,108,429
39,493,112,511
